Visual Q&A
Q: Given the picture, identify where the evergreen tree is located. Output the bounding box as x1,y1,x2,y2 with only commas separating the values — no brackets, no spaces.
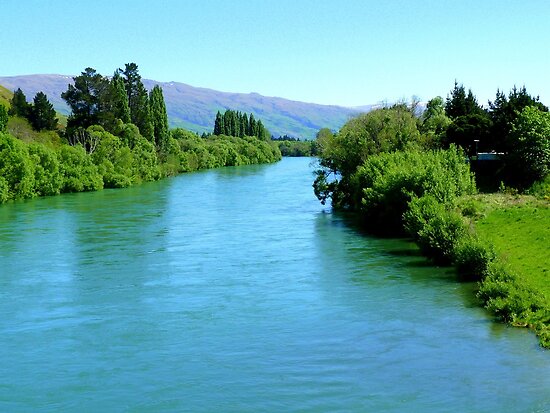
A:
9,88,30,117
239,113,248,137
149,85,169,153
248,113,256,136
443,81,491,154
29,92,58,131
488,86,548,153
120,63,153,140
223,111,232,136
214,111,223,135
109,74,131,124
445,81,484,119
61,67,109,130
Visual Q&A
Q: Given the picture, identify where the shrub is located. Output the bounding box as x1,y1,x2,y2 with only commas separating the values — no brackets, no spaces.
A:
404,195,467,264
28,143,62,196
477,261,546,324
352,146,475,232
453,234,496,281
57,145,103,193
0,132,35,199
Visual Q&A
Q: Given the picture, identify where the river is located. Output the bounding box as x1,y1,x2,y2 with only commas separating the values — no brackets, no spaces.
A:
0,157,548,412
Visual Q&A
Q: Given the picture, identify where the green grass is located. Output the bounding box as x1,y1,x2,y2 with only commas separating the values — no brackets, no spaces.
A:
7,116,63,147
0,84,12,108
465,193,550,301
474,197,550,304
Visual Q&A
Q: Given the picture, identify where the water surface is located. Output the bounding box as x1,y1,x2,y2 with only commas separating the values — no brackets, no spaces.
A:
0,158,548,412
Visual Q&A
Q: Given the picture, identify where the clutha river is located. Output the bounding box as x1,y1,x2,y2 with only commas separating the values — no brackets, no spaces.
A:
0,157,548,412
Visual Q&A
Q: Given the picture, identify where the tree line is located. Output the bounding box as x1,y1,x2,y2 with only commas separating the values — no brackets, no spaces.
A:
312,81,550,347
213,109,270,140
7,89,58,132
0,63,281,203
61,63,170,155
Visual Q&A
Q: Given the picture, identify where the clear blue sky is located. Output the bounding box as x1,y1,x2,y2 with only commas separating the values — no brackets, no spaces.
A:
3,0,549,107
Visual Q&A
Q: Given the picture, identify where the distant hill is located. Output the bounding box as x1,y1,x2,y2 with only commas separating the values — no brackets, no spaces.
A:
0,74,364,139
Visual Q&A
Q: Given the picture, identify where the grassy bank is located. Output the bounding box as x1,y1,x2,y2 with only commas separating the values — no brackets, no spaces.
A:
459,194,550,346
473,195,549,299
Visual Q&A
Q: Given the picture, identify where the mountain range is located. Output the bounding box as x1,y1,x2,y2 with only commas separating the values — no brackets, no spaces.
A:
0,74,369,139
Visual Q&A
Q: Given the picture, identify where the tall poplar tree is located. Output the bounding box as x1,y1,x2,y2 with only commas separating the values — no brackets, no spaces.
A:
149,85,169,152
120,63,153,140
109,74,131,124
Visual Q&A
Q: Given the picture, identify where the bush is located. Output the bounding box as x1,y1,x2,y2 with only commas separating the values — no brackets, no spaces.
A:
477,261,546,324
453,234,496,280
0,132,35,199
57,145,103,193
404,195,467,264
28,143,62,196
350,146,475,231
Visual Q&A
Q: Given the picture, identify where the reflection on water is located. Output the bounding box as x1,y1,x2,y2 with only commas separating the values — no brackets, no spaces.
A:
0,158,548,412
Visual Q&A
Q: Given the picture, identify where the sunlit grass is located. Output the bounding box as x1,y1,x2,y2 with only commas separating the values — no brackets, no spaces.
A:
472,194,550,305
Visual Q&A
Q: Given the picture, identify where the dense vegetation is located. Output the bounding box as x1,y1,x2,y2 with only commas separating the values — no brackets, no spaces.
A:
213,109,270,140
313,82,550,347
272,135,318,157
0,63,281,204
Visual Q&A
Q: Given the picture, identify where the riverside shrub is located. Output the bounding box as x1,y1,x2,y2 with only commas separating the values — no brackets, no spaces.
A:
403,195,467,264
452,234,496,280
351,146,475,232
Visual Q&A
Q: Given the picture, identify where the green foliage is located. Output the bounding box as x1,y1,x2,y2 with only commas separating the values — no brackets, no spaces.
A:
121,63,153,140
0,105,8,132
488,86,548,153
420,96,451,146
343,147,475,224
89,126,134,188
445,81,485,119
506,106,550,186
28,143,62,196
275,139,317,157
8,88,29,118
57,145,103,193
0,132,35,199
403,195,468,263
212,109,270,140
452,234,496,280
477,261,547,325
62,67,110,131
443,113,492,156
149,85,170,153
29,92,58,131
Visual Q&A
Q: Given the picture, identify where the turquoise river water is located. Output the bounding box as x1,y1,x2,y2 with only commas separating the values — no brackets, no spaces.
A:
0,157,548,412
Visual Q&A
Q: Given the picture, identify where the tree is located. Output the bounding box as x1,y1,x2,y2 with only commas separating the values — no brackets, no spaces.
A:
29,92,58,131
9,88,30,117
0,105,8,132
120,63,153,140
421,96,451,145
149,85,169,153
313,106,423,206
108,74,131,124
445,81,484,119
213,111,223,135
61,67,109,130
488,86,548,153
444,82,491,153
507,106,550,185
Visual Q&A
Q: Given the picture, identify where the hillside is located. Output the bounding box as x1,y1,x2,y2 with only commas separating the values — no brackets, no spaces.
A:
0,74,363,139
0,84,12,107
